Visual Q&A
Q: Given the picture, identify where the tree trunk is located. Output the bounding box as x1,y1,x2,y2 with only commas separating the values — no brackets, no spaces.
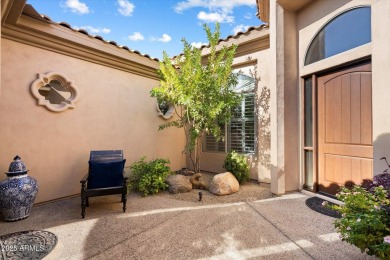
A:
195,135,203,173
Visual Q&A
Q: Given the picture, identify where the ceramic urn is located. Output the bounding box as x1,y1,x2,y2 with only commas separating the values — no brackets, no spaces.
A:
0,156,39,221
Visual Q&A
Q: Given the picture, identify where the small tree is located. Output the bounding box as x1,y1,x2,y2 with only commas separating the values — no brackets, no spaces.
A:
151,23,241,172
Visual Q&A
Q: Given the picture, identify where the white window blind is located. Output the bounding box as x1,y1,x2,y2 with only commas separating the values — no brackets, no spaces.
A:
204,73,256,154
204,129,225,152
228,93,255,153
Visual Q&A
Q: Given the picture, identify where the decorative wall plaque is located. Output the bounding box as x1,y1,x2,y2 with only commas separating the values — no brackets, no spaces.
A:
31,72,79,112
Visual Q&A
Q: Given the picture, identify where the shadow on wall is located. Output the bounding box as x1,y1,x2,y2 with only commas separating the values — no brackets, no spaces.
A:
256,86,271,171
247,61,271,182
373,133,390,174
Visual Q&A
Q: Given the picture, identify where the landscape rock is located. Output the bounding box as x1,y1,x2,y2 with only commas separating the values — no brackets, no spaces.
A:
166,174,192,194
209,172,239,195
178,168,196,176
190,173,208,190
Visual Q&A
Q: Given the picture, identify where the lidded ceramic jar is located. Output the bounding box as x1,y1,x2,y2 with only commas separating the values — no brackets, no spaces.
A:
6,155,28,176
0,155,39,221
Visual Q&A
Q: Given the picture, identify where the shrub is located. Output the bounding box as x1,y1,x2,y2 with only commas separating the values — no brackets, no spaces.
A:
329,185,390,259
128,157,172,196
363,173,390,199
223,150,250,183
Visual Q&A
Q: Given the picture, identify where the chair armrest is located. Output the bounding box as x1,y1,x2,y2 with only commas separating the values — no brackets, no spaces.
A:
80,173,89,184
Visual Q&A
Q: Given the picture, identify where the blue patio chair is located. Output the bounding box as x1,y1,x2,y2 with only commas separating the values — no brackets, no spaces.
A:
80,150,127,218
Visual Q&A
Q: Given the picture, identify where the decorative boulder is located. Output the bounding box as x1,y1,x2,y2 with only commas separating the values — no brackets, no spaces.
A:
209,172,239,195
178,168,196,176
166,175,192,194
190,173,208,190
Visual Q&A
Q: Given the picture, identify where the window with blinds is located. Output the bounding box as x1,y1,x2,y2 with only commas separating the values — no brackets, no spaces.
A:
204,74,256,154
204,130,226,152
228,93,255,153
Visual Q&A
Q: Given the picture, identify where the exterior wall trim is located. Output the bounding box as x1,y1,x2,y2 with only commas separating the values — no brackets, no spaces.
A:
1,1,160,80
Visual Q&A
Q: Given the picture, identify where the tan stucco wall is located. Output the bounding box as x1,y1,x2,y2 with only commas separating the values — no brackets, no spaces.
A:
371,0,390,175
283,10,300,192
0,39,186,203
200,48,272,182
269,0,301,194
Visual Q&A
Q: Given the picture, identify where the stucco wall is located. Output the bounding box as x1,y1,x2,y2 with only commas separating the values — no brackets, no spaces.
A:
283,10,300,192
200,48,271,182
0,39,186,203
371,0,390,175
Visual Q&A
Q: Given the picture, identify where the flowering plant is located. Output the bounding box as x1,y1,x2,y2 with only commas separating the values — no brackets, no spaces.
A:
363,157,390,199
329,185,390,259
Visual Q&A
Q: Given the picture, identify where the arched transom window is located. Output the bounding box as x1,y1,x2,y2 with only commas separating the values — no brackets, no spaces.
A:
305,6,371,66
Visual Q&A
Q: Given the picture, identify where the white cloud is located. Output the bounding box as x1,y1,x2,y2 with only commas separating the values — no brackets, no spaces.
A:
158,34,172,43
74,26,111,34
174,0,255,13
117,0,135,16
150,34,172,43
190,42,207,48
128,32,144,41
174,0,255,23
244,12,252,19
197,11,233,23
64,0,90,14
232,24,250,34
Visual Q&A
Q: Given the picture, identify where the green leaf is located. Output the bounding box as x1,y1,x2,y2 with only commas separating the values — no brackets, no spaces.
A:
149,23,240,172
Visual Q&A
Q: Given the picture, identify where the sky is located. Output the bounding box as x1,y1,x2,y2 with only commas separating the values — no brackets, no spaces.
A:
26,0,264,60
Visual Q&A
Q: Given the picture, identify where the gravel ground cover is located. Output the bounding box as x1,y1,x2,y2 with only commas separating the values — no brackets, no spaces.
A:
157,172,273,204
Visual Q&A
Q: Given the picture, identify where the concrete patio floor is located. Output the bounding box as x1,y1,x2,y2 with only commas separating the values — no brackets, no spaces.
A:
0,192,375,260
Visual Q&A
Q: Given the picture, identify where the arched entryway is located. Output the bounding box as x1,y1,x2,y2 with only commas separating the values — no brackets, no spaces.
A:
302,6,372,196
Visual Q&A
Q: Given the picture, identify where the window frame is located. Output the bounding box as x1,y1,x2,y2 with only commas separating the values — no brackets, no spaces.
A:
304,6,371,66
203,74,257,155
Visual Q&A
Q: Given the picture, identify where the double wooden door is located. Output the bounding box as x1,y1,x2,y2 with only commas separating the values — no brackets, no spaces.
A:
317,63,372,195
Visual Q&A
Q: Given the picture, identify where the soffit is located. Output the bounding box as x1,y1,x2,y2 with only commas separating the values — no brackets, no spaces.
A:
277,0,314,11
256,0,270,23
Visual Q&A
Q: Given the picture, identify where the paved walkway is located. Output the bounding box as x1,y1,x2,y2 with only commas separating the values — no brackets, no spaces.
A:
0,192,375,259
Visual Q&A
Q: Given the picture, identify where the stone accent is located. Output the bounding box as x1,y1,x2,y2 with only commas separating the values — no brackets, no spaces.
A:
178,168,196,176
166,175,192,194
209,172,239,195
190,173,208,190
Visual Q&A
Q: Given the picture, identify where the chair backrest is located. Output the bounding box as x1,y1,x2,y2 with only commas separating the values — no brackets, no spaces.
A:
90,150,123,163
88,150,125,189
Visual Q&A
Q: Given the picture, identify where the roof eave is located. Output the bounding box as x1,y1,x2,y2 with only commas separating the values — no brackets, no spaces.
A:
1,1,160,80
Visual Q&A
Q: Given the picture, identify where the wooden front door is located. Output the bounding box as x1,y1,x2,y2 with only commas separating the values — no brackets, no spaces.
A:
317,63,372,195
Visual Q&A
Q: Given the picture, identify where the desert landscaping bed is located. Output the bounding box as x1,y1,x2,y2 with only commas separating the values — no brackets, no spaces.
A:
159,172,273,204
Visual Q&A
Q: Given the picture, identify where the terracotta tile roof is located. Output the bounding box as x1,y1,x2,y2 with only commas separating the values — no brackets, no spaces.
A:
29,10,160,62
172,24,269,59
24,4,268,63
214,24,269,45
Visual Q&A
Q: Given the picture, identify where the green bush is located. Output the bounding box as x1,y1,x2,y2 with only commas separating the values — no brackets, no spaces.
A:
128,157,172,196
223,150,250,183
329,185,390,259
